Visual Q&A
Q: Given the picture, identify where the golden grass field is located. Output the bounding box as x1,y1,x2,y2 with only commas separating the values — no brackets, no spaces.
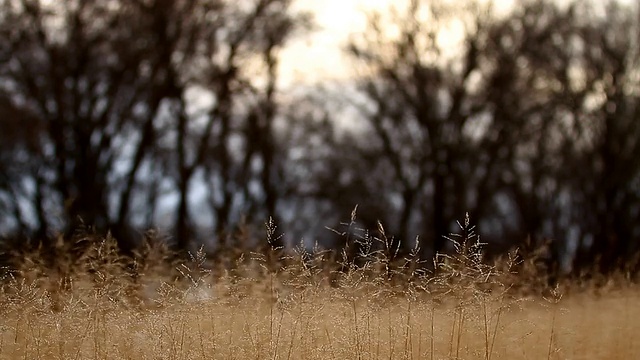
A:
0,225,638,359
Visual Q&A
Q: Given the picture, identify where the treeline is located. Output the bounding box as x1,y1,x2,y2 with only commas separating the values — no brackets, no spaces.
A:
1,0,639,277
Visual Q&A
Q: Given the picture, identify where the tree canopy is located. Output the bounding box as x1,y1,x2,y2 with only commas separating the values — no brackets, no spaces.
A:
1,0,639,276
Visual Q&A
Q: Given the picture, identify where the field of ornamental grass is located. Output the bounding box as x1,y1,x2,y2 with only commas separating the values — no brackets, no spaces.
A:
0,216,638,359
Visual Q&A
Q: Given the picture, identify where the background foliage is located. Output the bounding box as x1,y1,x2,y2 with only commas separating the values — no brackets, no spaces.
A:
1,0,640,278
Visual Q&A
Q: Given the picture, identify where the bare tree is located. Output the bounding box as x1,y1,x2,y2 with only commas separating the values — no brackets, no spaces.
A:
0,0,308,253
155,0,306,250
0,0,180,248
346,0,512,258
562,1,640,273
341,0,640,272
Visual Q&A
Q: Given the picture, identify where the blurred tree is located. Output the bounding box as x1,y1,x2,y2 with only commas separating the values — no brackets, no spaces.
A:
560,2,640,274
0,0,175,249
281,87,395,261
333,0,640,273
344,0,516,259
485,0,640,274
156,0,306,251
2,0,639,277
0,0,307,252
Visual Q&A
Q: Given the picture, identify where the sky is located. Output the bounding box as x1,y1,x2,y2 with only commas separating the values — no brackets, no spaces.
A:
279,0,384,85
278,0,518,86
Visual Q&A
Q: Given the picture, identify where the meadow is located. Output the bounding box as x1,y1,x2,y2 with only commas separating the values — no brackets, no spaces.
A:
0,218,638,359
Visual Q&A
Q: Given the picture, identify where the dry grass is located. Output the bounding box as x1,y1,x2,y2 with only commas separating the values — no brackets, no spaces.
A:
0,216,637,359
1,283,638,359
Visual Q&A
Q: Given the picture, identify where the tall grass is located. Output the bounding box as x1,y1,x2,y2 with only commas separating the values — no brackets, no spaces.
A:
0,214,637,359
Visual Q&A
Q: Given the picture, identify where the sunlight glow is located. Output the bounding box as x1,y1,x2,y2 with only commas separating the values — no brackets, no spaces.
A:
280,0,516,87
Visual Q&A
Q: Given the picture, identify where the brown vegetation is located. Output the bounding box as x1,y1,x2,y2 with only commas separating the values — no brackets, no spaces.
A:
0,216,637,359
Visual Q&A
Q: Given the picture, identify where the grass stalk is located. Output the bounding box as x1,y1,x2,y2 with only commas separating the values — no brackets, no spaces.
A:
547,306,557,360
